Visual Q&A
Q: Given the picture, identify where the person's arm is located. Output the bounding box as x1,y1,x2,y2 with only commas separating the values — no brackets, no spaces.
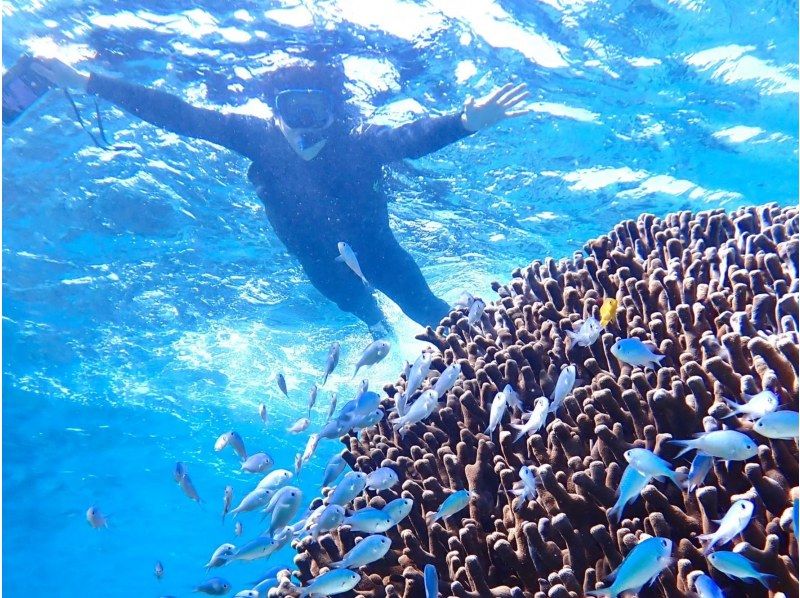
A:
33,58,268,160
361,82,533,163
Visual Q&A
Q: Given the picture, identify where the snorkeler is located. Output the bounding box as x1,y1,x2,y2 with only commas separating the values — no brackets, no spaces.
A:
32,58,531,339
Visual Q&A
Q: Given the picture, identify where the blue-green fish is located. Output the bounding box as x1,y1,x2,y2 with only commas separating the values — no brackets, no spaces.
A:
698,499,754,554
327,471,367,506
587,537,672,596
693,573,724,598
624,448,686,490
321,342,340,386
433,362,462,398
194,577,232,595
330,534,391,569
383,497,414,525
322,452,348,487
343,507,394,533
793,497,799,541
263,486,302,536
277,372,288,398
707,551,775,588
256,469,293,492
610,338,665,369
670,430,758,460
298,569,360,597
309,504,345,541
608,466,650,524
426,490,473,525
366,466,399,491
353,340,391,377
723,390,779,420
424,563,438,598
687,453,714,492
229,535,282,562
753,410,799,439
204,542,235,569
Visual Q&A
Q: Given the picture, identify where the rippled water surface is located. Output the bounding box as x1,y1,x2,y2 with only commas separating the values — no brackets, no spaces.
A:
3,0,798,595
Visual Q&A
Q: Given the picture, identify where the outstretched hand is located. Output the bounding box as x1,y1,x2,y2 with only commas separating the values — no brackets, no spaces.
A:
30,58,90,92
461,83,533,132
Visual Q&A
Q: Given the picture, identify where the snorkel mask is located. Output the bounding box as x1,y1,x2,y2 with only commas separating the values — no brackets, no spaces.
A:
274,89,334,150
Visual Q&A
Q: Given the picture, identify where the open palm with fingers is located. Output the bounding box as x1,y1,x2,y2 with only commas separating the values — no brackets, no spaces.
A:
462,83,533,132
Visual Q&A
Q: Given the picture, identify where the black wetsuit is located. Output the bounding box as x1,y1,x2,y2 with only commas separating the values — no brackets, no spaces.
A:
88,74,473,329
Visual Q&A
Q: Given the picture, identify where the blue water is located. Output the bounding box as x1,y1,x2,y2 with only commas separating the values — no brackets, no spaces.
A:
2,0,797,596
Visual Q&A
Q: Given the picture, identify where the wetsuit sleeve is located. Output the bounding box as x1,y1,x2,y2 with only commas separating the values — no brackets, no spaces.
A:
86,73,267,159
360,112,474,162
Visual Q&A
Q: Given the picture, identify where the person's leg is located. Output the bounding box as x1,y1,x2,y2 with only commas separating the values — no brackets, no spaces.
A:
300,252,387,332
359,235,449,328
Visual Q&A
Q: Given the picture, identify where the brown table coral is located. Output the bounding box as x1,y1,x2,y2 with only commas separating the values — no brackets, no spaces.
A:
273,204,799,598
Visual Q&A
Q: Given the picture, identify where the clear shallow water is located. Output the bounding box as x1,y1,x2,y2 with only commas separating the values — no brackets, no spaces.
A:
2,0,798,595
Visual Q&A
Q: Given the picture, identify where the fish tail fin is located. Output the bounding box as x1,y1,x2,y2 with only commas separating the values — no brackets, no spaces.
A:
722,397,742,414
566,330,577,341
585,589,613,597
607,504,621,524
483,423,494,436
668,439,694,459
329,560,343,569
425,511,437,526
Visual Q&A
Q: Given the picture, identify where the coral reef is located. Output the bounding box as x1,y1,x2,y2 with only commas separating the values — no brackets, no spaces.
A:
274,204,799,597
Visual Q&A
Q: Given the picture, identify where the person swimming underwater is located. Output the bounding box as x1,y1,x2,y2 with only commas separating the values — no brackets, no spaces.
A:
33,57,531,339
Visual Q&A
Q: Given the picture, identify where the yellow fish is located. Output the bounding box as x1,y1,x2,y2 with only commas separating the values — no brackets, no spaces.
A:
600,298,618,327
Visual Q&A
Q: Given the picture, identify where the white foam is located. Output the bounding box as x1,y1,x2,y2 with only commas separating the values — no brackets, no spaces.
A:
686,44,799,95
712,125,764,143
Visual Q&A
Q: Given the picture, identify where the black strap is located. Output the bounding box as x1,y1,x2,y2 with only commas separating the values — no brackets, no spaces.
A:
64,89,135,151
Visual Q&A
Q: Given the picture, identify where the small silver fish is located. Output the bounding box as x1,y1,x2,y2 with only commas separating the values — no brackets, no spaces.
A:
256,469,293,492
277,372,289,398
343,507,394,533
322,452,348,487
154,561,164,579
214,432,232,452
353,340,391,377
510,465,538,511
298,569,360,598
178,473,202,504
309,504,345,541
294,453,303,477
302,433,320,466
258,403,268,425
194,577,232,595
264,486,303,536
204,543,236,569
229,535,281,562
326,392,338,423
222,485,233,522
548,365,576,414
307,384,318,418
723,390,779,420
322,342,340,385
330,534,391,568
485,388,510,436
383,497,414,526
366,466,399,491
287,417,310,433
392,389,438,436
234,521,243,537
241,453,274,474
86,506,109,529
230,488,272,516
336,241,369,286
433,362,461,398
327,471,367,506
566,316,602,347
399,351,433,415
227,431,247,461
511,396,549,442
467,298,486,326
173,461,188,483
670,430,758,460
698,499,754,554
